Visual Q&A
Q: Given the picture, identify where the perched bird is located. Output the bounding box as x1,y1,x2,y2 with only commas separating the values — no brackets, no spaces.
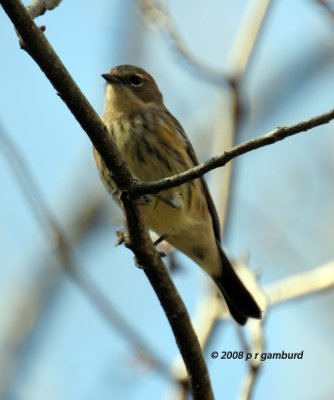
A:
94,65,261,325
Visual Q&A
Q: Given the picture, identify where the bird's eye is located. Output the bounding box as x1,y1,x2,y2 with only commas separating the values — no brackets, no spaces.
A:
130,74,144,87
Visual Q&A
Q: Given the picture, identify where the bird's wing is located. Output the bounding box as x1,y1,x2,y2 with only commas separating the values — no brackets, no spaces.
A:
167,111,222,242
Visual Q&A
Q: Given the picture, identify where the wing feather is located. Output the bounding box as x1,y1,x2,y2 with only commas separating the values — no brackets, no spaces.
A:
166,111,222,242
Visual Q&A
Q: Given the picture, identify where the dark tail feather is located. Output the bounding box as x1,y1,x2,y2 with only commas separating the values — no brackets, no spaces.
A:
214,244,262,325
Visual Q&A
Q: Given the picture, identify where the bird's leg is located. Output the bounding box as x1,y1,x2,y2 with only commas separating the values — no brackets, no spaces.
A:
152,192,183,209
136,193,182,209
138,194,152,205
154,234,167,246
153,234,168,258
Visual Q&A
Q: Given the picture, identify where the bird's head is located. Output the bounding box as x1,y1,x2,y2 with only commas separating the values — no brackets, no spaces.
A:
102,65,163,116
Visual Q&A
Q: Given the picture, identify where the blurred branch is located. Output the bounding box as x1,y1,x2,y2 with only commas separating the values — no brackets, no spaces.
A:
232,261,266,400
0,124,172,383
266,261,334,306
315,0,334,18
211,90,237,233
139,0,272,218
139,0,272,87
131,107,334,196
0,1,214,398
237,320,265,400
235,260,334,400
26,0,62,19
229,261,267,400
223,4,272,396
227,0,272,81
217,0,272,230
200,0,272,363
138,0,229,86
162,2,270,398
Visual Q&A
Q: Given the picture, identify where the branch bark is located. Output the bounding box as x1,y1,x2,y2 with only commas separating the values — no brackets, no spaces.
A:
0,1,214,398
130,108,334,196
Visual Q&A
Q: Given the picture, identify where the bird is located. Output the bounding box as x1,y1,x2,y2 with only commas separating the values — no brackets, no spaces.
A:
93,64,262,325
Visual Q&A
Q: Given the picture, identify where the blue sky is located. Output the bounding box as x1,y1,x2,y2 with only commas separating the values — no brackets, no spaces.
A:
1,1,334,399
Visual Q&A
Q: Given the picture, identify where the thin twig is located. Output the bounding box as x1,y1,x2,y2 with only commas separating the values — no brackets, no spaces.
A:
0,1,214,397
130,107,334,196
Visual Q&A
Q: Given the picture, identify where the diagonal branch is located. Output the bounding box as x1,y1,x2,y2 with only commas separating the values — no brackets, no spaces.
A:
130,107,334,196
0,1,213,398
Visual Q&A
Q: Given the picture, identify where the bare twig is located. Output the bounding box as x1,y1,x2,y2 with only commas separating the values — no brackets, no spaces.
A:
130,107,334,196
0,1,213,397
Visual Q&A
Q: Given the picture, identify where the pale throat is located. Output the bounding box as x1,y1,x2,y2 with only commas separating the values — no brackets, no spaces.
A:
104,85,145,120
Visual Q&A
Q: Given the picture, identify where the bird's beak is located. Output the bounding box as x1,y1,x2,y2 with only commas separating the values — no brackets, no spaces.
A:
102,73,121,84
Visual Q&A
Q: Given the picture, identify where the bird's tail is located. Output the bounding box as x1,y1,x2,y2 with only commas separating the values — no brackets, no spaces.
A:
214,243,262,325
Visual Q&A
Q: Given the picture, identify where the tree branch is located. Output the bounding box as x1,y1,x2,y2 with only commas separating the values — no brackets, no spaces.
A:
0,1,213,398
130,107,334,196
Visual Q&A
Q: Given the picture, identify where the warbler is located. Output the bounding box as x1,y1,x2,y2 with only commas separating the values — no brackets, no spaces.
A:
94,65,261,325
